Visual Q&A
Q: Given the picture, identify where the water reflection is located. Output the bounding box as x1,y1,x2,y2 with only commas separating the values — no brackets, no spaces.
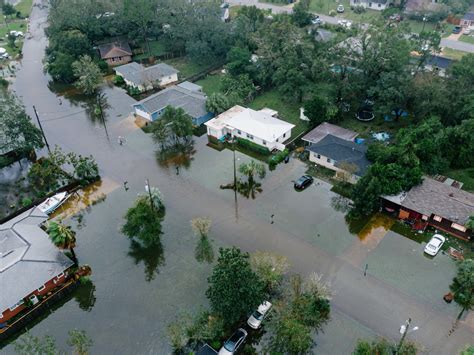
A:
74,278,96,312
127,239,165,282
155,140,196,171
356,213,394,241
195,236,214,264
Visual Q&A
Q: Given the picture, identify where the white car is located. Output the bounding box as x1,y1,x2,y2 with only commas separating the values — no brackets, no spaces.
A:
464,28,471,35
247,301,272,329
424,234,446,256
218,328,247,355
337,4,345,13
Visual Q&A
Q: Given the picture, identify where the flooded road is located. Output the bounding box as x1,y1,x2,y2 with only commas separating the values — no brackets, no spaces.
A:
3,1,473,354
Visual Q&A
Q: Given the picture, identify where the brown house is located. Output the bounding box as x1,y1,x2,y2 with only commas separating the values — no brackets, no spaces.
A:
98,41,132,66
382,177,474,241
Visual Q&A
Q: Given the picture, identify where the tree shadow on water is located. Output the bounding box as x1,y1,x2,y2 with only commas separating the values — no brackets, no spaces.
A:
155,140,196,171
74,278,96,312
127,239,165,282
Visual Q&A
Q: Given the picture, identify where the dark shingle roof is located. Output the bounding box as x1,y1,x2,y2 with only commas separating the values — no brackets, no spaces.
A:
426,55,453,70
307,134,370,176
463,12,474,21
133,86,208,119
98,41,132,59
399,177,474,225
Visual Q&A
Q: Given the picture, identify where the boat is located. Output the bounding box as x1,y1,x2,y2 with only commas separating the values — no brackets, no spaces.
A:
38,192,69,214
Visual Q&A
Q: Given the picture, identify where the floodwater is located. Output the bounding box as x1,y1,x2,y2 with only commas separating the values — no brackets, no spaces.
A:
2,1,472,354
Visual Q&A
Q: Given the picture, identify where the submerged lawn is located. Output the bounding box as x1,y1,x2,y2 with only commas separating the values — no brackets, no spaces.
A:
248,90,309,139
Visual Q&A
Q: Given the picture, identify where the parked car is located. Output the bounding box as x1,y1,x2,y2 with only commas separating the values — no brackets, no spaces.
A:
218,328,248,355
424,234,446,256
311,15,322,25
464,28,471,35
337,4,345,13
452,26,462,34
337,19,352,29
294,175,314,190
247,301,272,329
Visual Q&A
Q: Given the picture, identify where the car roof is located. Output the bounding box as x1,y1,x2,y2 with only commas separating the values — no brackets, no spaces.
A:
257,301,272,313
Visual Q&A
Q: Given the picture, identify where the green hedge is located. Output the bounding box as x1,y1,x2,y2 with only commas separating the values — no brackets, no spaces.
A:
269,149,289,170
236,138,271,156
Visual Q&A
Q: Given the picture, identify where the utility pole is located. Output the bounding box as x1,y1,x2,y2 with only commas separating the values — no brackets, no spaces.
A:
232,135,237,190
397,318,418,353
145,178,155,213
33,105,51,154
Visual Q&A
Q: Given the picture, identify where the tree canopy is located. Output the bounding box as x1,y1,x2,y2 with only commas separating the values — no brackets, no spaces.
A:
206,247,265,326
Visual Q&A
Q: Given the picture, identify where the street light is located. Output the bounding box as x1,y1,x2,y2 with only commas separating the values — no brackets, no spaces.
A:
422,16,427,32
397,318,419,353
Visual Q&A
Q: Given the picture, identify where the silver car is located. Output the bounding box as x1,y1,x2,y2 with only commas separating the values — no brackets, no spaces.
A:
247,301,272,329
218,328,248,355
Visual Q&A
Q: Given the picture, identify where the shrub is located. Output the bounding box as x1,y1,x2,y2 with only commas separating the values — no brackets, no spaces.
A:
269,149,289,170
113,75,125,86
353,5,366,13
236,138,271,156
21,197,33,207
329,10,336,16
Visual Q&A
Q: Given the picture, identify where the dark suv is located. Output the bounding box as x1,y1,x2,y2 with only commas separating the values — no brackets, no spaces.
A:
294,175,314,190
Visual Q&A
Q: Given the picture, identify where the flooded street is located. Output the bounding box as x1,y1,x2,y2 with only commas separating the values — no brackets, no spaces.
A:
2,1,473,354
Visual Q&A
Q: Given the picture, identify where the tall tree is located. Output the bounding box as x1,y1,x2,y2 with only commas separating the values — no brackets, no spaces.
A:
353,337,418,355
72,55,103,95
161,106,194,144
450,259,474,320
191,217,214,263
47,221,78,265
206,247,265,325
0,91,44,155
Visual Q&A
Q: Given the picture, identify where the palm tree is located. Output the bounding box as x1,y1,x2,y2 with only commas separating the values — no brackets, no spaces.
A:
238,160,266,185
47,221,78,265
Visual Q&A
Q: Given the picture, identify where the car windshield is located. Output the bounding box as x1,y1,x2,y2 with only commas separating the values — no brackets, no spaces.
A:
224,340,236,352
252,310,264,320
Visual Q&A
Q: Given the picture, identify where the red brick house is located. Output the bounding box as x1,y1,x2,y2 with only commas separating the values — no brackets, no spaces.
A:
0,208,74,322
98,41,132,66
382,177,474,241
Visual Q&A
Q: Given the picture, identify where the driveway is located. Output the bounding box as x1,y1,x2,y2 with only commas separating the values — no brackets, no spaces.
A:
441,38,474,53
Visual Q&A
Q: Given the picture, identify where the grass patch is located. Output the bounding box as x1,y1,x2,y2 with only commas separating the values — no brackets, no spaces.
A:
441,47,468,61
330,181,353,198
133,40,167,61
459,35,474,45
163,57,211,79
195,74,223,96
337,112,410,139
445,168,474,192
309,0,382,23
248,90,309,138
229,5,242,19
15,0,33,17
404,20,436,34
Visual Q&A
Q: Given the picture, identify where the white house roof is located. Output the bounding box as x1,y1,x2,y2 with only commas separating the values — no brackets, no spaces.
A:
0,207,73,312
205,105,295,143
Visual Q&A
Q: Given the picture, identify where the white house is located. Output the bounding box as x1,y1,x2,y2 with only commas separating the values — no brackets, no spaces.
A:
114,62,179,92
205,106,295,151
350,0,392,11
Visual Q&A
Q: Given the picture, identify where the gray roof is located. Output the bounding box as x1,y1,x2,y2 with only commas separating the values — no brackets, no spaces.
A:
133,85,208,119
177,81,202,92
463,12,474,21
392,177,474,225
114,62,179,87
98,41,132,59
315,29,335,43
0,207,73,312
307,134,370,176
302,122,358,144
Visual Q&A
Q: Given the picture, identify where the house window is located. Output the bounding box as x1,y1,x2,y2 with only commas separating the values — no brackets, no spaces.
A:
317,154,321,159
433,215,443,222
369,2,372,5
327,158,331,163
262,140,267,145
0,313,3,319
421,215,429,221
283,133,286,138
276,138,279,142
9,300,24,312
246,133,254,140
237,130,241,135
378,3,381,6
451,223,467,232
37,285,46,292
